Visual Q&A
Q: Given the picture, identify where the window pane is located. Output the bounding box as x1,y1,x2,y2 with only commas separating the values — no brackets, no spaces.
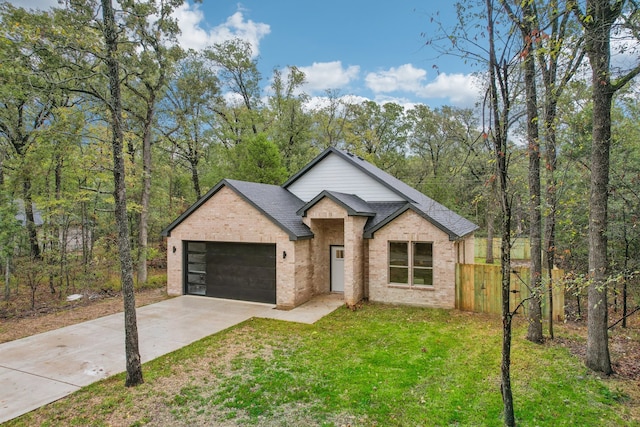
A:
188,253,206,264
188,284,206,295
187,263,206,274
414,242,433,268
390,267,409,284
187,273,206,284
390,242,408,266
188,242,206,252
413,268,433,286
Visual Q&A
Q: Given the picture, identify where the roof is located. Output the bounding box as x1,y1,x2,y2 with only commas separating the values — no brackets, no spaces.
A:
285,147,478,239
161,179,313,241
297,190,376,217
162,147,478,242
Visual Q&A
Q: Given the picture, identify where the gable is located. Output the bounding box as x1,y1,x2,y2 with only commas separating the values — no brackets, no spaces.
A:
161,179,313,240
167,186,288,241
371,209,451,241
285,152,405,202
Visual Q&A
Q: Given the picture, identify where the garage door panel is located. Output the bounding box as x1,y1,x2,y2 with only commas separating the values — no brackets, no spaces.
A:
186,241,276,304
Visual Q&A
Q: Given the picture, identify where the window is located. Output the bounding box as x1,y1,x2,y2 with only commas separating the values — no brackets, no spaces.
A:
388,241,433,287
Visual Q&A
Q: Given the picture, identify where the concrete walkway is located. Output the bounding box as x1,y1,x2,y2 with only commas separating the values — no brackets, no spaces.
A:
0,294,344,423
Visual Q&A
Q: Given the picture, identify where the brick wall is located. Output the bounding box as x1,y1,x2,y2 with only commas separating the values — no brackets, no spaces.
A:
165,186,298,308
368,209,457,308
344,216,367,305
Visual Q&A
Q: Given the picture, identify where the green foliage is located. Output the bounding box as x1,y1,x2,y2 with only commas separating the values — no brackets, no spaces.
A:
0,193,21,259
227,133,288,184
2,0,640,292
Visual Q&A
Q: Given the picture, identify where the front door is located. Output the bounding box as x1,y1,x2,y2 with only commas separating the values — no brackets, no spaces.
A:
330,245,345,292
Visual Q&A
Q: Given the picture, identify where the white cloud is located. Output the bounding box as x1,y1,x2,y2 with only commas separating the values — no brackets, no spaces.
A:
366,64,482,108
417,73,483,107
297,61,360,93
173,4,270,55
365,64,427,93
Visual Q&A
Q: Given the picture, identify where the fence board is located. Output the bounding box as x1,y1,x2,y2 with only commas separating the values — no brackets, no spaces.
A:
475,238,531,260
455,263,564,321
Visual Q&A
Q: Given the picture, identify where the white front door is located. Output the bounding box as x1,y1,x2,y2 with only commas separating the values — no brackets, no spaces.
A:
330,245,345,292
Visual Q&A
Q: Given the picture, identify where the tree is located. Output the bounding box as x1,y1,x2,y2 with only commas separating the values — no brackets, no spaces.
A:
205,39,263,141
120,0,184,284
309,89,354,150
267,66,314,173
405,104,482,209
0,192,20,300
344,100,409,177
228,133,288,184
101,0,143,387
160,51,221,201
500,0,544,344
485,0,518,419
424,2,523,422
572,0,640,375
0,4,60,260
534,0,585,338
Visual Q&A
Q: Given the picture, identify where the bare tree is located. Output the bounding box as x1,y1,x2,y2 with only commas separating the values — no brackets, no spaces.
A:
500,0,544,343
485,0,516,419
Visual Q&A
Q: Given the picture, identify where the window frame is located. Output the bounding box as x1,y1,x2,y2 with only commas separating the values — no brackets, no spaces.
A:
388,240,434,288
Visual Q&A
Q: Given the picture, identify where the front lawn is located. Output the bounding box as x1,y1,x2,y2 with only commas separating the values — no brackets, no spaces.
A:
8,303,637,426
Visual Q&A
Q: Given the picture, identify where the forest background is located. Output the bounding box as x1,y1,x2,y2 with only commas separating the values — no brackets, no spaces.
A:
0,0,638,346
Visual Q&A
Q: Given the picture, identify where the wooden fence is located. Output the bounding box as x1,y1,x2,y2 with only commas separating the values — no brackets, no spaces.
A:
475,237,531,260
455,264,565,321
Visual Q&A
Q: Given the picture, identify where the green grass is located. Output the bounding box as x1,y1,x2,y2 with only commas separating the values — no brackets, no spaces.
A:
7,304,637,426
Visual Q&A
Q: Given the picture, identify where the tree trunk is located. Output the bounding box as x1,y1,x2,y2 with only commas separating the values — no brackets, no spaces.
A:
486,208,494,264
23,178,41,259
543,104,558,339
486,0,515,422
137,98,155,285
101,0,143,387
584,0,615,375
501,0,544,343
522,4,543,343
4,256,9,300
190,158,202,200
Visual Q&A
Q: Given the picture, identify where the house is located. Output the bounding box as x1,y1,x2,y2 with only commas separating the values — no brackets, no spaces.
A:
161,147,478,309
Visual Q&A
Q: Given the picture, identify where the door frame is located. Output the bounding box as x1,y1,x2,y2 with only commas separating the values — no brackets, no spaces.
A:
330,245,345,292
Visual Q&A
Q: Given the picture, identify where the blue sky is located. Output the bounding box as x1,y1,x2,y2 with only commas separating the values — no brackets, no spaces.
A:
174,1,482,108
11,0,483,108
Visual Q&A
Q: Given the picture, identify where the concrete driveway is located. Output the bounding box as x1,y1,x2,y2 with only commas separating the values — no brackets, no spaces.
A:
0,294,343,423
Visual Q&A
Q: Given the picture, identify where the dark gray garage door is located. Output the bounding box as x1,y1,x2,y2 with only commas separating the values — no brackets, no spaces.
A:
185,241,276,304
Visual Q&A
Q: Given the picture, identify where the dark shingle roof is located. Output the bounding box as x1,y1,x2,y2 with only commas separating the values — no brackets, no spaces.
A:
285,147,478,239
225,180,313,240
162,148,478,242
363,202,409,233
297,190,375,217
161,179,313,240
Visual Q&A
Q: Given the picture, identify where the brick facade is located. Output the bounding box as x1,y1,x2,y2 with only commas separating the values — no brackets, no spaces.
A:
165,186,298,308
165,185,474,311
367,209,473,308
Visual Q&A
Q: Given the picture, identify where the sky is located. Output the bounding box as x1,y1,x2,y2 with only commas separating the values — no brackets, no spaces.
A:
9,0,483,109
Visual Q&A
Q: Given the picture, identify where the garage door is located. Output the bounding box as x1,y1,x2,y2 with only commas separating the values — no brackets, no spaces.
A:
184,241,276,304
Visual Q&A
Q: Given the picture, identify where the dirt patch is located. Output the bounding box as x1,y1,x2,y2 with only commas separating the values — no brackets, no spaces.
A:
0,287,169,344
